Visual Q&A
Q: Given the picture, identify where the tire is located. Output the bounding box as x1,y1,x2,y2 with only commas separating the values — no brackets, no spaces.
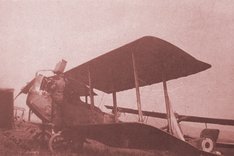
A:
200,137,214,152
49,132,71,153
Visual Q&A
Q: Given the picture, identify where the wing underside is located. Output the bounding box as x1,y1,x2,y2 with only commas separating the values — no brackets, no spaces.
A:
65,36,211,93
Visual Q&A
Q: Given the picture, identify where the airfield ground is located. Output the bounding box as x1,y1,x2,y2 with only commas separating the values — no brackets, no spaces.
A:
0,121,170,156
0,121,233,156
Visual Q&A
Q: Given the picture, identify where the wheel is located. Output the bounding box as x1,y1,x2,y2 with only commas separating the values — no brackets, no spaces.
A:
48,132,72,153
199,137,214,152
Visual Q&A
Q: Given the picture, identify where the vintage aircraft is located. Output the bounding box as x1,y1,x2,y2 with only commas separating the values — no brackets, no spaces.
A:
17,36,234,155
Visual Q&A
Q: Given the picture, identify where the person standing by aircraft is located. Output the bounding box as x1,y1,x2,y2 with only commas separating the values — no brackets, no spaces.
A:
49,60,67,131
50,72,66,132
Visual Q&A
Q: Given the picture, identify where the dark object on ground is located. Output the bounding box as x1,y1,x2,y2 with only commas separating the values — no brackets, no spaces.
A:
0,88,14,129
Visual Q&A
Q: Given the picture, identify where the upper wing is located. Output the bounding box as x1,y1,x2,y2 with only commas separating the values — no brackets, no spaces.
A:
65,36,211,93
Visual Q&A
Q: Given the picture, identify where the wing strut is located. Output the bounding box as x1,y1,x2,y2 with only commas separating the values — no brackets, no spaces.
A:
28,109,32,121
88,66,94,109
162,79,172,134
162,79,185,141
112,92,118,122
132,52,144,122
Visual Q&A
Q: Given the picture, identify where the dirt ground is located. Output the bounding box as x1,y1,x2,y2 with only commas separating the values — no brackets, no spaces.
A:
0,121,233,156
0,121,167,156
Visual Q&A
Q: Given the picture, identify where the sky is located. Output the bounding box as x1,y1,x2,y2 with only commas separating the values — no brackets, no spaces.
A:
0,0,234,130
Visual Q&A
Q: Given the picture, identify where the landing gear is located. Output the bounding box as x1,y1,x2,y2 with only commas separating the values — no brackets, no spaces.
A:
199,137,214,152
49,131,85,154
199,128,219,153
49,131,71,153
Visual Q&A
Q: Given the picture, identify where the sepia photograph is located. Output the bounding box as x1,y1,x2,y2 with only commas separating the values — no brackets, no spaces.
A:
0,0,234,155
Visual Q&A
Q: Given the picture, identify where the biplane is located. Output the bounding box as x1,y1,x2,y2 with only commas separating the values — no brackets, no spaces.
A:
18,36,234,155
